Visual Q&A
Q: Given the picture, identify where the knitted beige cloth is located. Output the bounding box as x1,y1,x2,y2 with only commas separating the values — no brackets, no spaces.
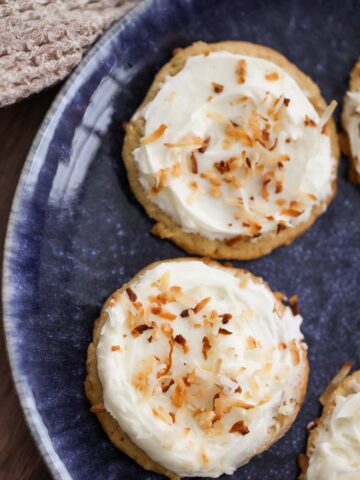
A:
0,0,137,107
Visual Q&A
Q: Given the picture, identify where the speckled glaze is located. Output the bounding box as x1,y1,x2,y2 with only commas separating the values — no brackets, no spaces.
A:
2,0,360,479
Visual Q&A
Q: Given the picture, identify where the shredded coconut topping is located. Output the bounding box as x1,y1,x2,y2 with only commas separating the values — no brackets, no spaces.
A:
133,51,336,242
97,261,306,477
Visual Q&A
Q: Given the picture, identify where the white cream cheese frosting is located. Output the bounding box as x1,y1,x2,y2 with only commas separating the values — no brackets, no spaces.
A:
343,91,360,174
132,51,336,241
97,260,307,477
306,381,360,480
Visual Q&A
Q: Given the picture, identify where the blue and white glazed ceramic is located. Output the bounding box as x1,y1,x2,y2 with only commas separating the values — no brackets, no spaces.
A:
3,0,360,478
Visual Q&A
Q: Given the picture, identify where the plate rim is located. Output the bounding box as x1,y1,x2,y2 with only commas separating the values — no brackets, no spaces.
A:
1,1,153,478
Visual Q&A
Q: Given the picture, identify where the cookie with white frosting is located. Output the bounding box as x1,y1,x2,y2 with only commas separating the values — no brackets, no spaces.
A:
341,59,360,184
123,41,339,260
85,258,309,478
299,363,360,479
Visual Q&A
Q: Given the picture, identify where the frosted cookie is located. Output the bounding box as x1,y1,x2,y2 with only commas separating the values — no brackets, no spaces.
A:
123,41,339,260
341,59,360,184
85,258,309,478
299,363,360,479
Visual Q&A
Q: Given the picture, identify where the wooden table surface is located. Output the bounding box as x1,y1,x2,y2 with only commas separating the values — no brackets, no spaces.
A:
0,86,61,480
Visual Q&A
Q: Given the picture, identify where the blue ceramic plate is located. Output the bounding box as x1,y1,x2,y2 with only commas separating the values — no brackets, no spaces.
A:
3,0,360,478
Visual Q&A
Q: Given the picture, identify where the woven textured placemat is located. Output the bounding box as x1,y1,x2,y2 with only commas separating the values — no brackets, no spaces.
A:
0,0,137,107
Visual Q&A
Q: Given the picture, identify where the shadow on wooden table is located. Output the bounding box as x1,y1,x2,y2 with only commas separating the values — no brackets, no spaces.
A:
0,87,61,480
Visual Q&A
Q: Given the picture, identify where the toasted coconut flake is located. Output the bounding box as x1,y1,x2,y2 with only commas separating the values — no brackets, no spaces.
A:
214,160,231,174
211,186,221,198
232,95,248,104
190,151,198,174
152,406,174,424
214,392,254,420
183,369,197,387
222,138,232,150
157,339,174,378
274,291,287,302
127,311,136,330
180,309,190,318
126,287,137,302
304,115,317,127
305,192,318,201
171,162,182,177
164,136,203,149
236,59,247,84
319,100,337,132
279,342,287,351
200,171,222,186
171,377,186,408
150,288,181,306
201,449,209,465
248,109,261,139
265,71,280,81
174,334,189,353
161,323,174,338
133,356,158,395
261,172,273,200
207,110,230,125
219,313,232,324
189,180,199,191
202,336,211,360
225,124,253,146
90,403,106,413
289,294,299,315
194,297,212,314
111,345,121,351
289,339,300,366
151,307,176,321
141,124,167,144
159,271,170,291
280,208,303,218
275,180,283,193
212,82,224,93
197,410,216,430
161,311,177,321
229,156,241,171
249,221,262,237
229,420,249,435
198,136,211,154
132,324,153,337
276,198,286,206
169,412,176,423
225,234,244,247
284,97,290,107
261,128,270,142
218,327,232,335
319,362,352,406
161,378,175,393
214,357,223,375
247,336,259,349
277,221,287,234
149,295,165,306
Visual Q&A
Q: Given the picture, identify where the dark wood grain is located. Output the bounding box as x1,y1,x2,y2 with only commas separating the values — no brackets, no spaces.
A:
0,87,61,480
